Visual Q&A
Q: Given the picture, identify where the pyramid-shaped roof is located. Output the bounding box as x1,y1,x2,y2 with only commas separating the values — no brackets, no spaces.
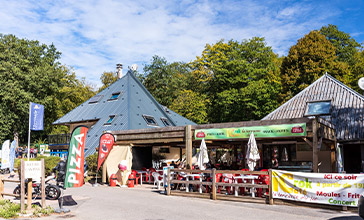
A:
263,73,364,141
53,70,196,157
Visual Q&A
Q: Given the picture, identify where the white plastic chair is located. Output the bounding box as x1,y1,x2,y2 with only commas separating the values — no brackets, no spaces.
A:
152,172,163,190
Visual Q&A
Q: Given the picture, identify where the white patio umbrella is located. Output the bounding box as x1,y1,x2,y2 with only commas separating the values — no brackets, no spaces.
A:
246,132,260,171
197,139,209,170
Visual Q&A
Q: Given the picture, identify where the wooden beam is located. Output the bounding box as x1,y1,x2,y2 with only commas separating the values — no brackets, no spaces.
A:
269,169,273,205
313,118,318,173
302,138,313,147
185,125,192,169
115,137,184,145
192,118,312,130
331,143,336,173
20,160,25,212
212,168,216,200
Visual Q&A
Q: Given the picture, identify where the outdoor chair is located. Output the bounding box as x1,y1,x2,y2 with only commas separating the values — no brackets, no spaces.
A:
206,173,222,193
131,170,141,185
257,169,269,197
149,168,156,182
152,172,163,190
141,167,150,182
222,174,234,195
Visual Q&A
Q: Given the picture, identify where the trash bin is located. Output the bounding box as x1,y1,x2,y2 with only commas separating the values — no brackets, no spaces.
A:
110,174,118,187
358,195,364,218
128,174,135,188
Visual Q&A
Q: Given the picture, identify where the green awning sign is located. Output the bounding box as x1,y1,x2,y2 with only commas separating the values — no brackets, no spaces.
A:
195,123,306,140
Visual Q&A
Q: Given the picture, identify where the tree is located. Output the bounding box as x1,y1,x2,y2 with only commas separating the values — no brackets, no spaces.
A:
350,50,364,93
192,38,281,122
0,34,95,143
98,71,117,92
170,90,209,124
280,30,351,102
320,24,362,65
51,69,96,134
142,56,190,107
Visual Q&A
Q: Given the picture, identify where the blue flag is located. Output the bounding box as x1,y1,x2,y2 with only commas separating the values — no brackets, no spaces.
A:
9,140,16,172
30,102,44,130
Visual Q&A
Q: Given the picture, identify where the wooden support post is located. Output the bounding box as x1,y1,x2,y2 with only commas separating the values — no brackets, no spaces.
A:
27,178,32,210
179,147,183,161
185,125,192,169
330,143,336,173
0,177,3,199
21,159,25,212
312,118,319,173
167,167,171,196
268,169,273,205
102,163,107,184
212,168,216,200
41,159,46,208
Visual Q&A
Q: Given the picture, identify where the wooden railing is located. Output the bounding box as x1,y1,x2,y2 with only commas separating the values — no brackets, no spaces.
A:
165,168,273,204
0,178,20,199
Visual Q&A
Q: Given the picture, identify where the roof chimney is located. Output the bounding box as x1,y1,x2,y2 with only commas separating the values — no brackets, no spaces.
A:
116,64,123,79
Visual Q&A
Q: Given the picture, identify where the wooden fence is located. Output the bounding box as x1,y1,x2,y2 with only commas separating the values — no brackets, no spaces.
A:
0,178,20,199
165,168,273,204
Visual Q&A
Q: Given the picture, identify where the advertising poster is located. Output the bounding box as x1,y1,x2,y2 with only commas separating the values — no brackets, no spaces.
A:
195,123,306,140
30,102,44,131
1,140,10,169
97,133,115,171
64,126,88,188
272,170,364,207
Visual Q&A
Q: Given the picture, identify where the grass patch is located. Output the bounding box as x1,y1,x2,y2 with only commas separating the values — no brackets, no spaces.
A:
0,199,54,219
0,199,20,219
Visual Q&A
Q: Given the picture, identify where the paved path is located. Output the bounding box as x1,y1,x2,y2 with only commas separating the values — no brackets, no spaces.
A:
1,175,361,220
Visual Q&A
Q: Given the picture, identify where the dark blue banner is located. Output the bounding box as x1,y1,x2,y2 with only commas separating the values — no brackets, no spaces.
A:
30,102,44,130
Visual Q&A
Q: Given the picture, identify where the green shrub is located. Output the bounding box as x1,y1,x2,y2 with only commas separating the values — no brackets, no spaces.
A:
15,156,60,176
32,204,54,217
85,153,102,176
0,199,20,219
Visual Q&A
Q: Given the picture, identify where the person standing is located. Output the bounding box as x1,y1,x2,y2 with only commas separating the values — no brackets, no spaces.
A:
52,158,67,186
33,147,38,158
19,147,23,158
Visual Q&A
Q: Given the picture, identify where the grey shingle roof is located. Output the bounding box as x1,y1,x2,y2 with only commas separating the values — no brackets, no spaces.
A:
263,73,364,141
53,70,196,157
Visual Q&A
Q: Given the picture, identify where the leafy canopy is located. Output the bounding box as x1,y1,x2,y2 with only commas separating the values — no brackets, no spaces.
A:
0,34,95,143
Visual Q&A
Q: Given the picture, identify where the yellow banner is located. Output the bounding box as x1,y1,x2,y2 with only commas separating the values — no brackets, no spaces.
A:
272,170,364,207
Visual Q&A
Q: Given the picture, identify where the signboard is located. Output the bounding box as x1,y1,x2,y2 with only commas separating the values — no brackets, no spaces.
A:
195,123,306,140
39,144,50,155
64,126,88,188
24,161,42,181
272,170,364,207
30,102,44,131
97,133,115,171
1,140,10,169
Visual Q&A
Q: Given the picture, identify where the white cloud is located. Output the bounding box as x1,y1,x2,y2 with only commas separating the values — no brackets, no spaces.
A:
0,0,360,87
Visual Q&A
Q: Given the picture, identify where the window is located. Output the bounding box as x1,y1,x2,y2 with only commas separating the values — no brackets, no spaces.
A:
104,115,116,125
159,147,170,153
108,92,123,101
89,95,103,104
161,118,171,126
304,100,331,116
142,115,158,126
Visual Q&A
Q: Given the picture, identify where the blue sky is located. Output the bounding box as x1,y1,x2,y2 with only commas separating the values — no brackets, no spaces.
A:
0,0,363,88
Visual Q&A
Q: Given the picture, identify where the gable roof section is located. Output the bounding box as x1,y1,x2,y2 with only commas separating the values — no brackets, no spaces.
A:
263,73,364,141
53,70,196,157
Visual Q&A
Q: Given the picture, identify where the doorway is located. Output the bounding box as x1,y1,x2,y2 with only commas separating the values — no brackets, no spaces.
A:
343,144,362,173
